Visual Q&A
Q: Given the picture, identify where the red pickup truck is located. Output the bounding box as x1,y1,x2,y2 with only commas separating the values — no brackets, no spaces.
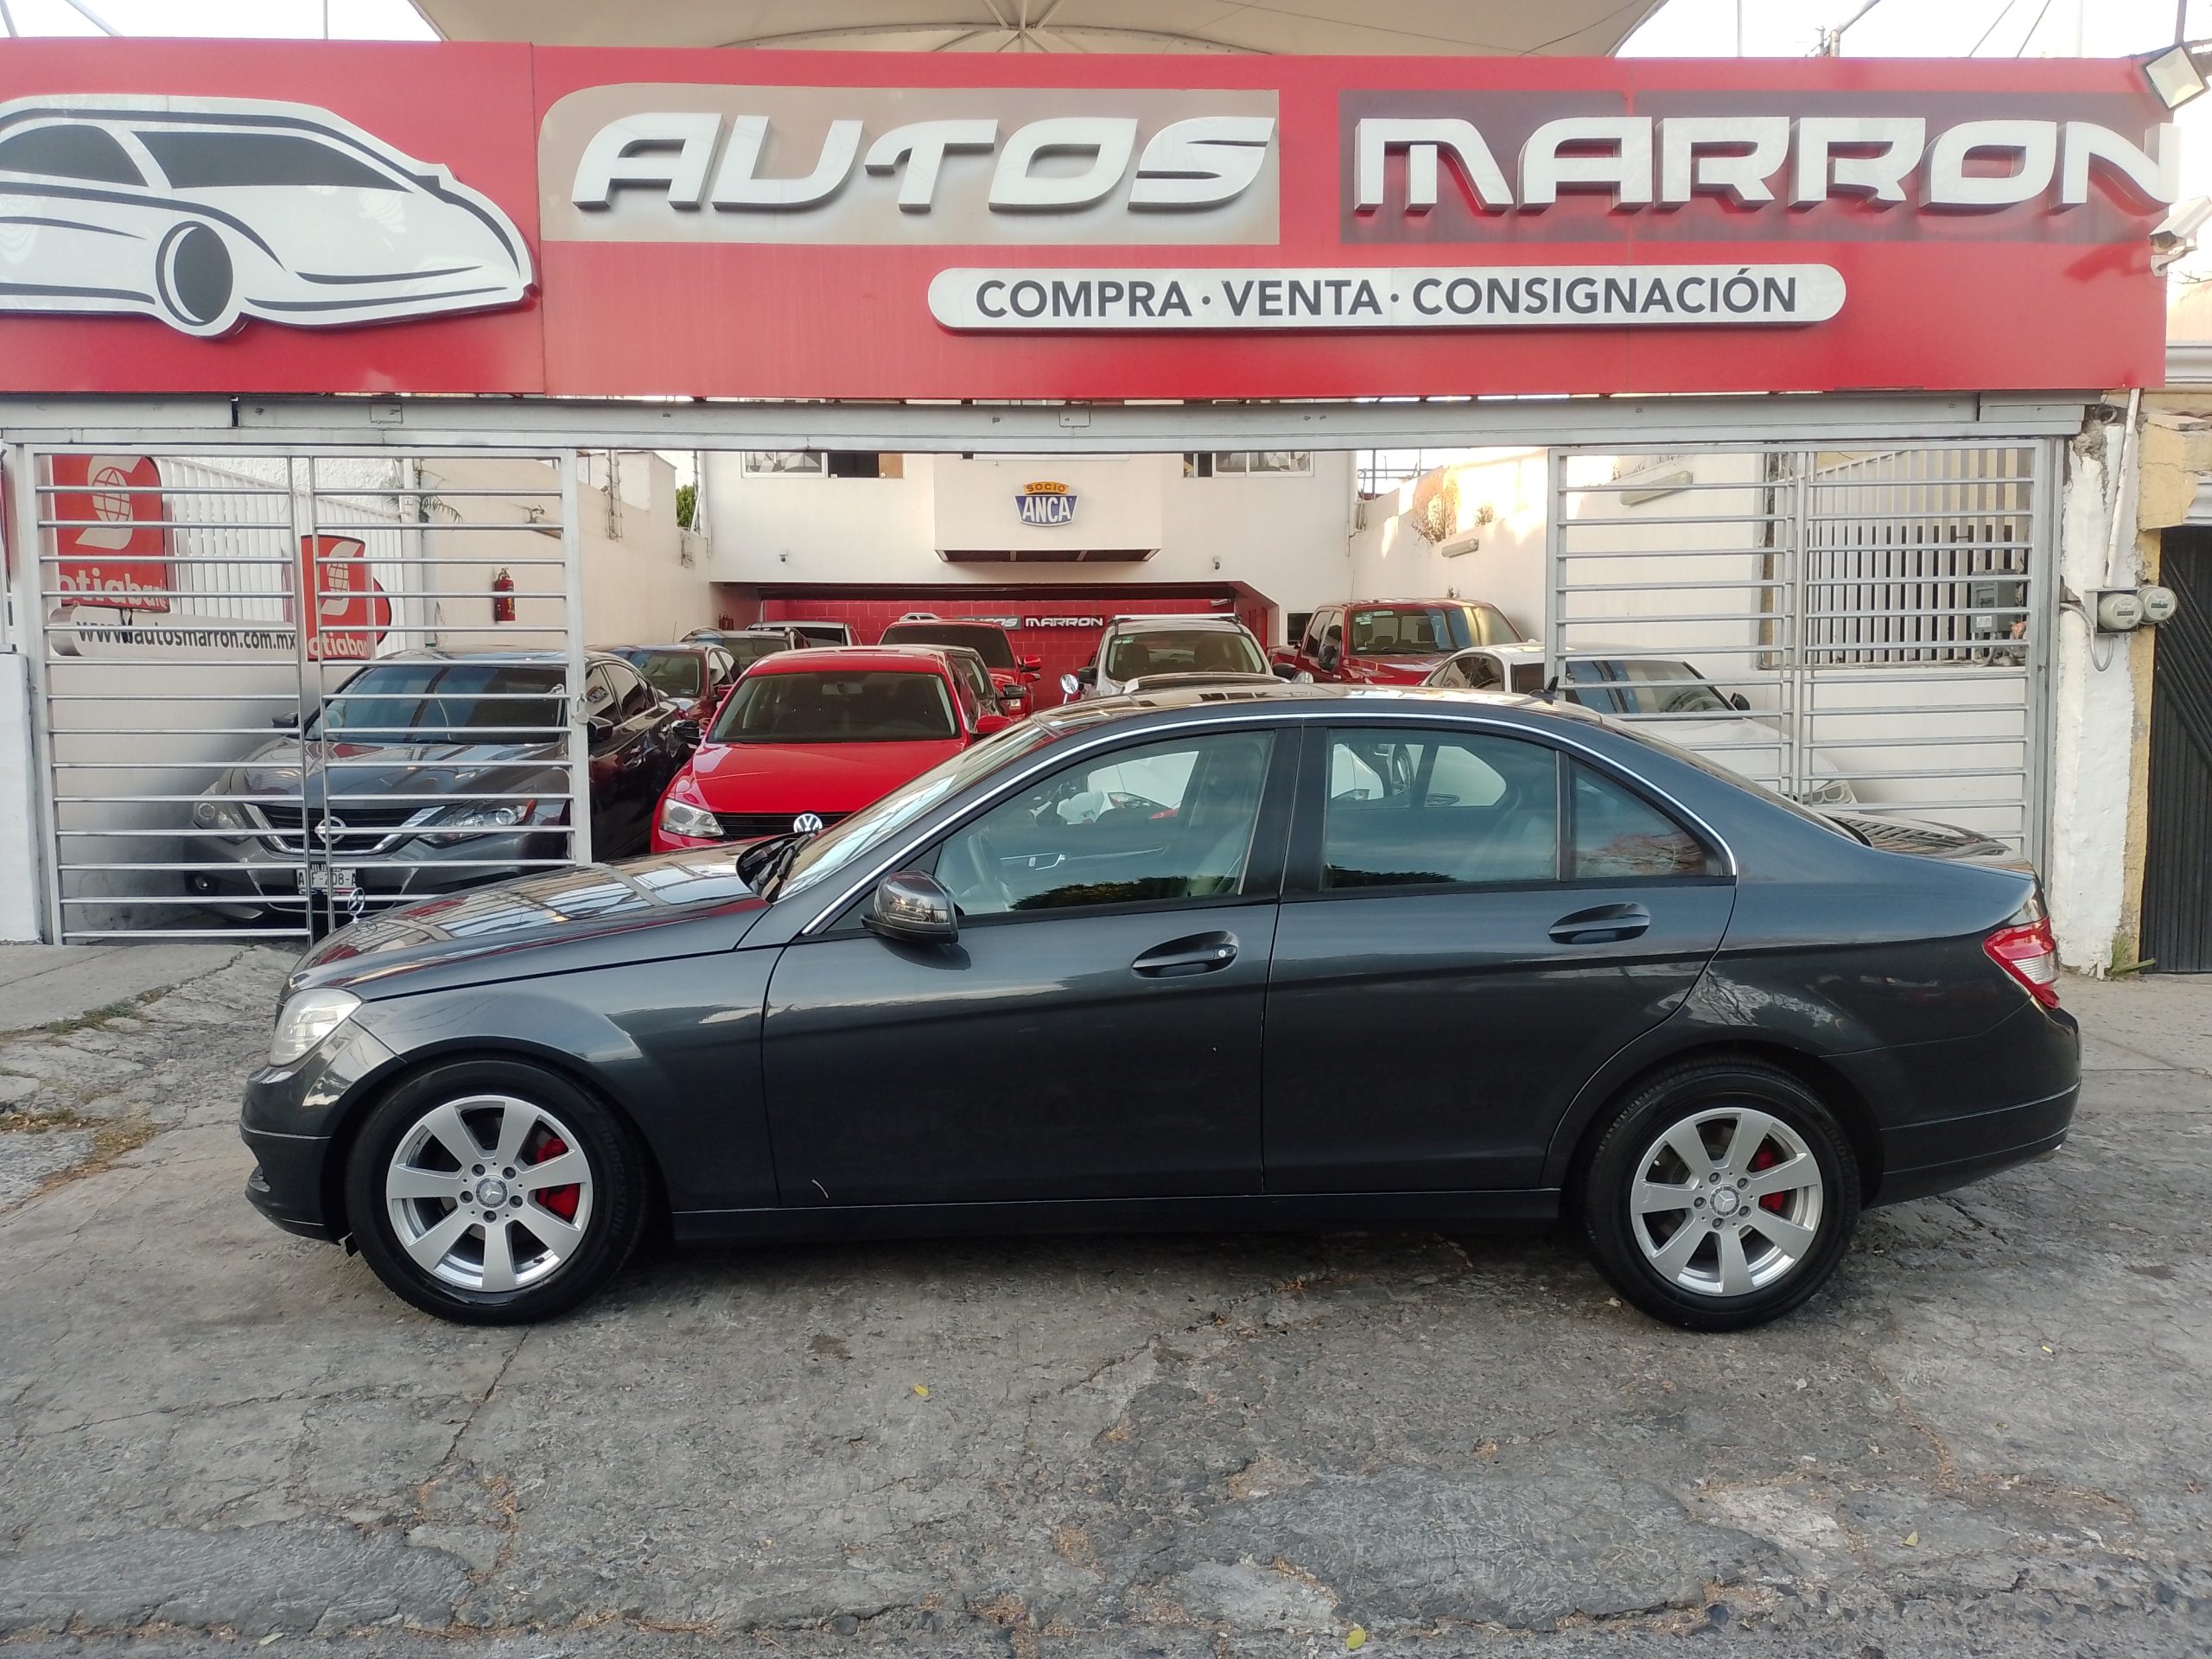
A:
1272,599,1531,685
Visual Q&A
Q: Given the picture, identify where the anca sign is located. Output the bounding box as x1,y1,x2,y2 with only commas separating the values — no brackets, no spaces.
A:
1015,481,1079,526
0,41,2174,397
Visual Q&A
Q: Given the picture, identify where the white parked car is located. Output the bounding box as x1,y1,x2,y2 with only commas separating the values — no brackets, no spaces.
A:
1060,614,1272,702
0,96,531,336
1424,644,1859,808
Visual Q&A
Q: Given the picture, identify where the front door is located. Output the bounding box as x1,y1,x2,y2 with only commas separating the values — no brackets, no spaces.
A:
2144,531,2212,973
1265,723,1734,1192
761,725,1293,1206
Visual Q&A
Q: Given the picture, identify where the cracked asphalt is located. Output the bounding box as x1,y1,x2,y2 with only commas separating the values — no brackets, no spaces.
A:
1,947,2209,1657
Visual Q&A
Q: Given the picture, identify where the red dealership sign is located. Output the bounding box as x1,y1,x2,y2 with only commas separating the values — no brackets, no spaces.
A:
0,40,2171,398
297,535,391,663
48,453,170,613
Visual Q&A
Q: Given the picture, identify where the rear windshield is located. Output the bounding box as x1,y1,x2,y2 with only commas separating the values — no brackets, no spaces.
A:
709,669,957,743
1567,659,1736,716
880,622,1016,669
313,663,563,743
1104,628,1265,682
726,635,790,668
614,649,703,697
1350,603,1521,656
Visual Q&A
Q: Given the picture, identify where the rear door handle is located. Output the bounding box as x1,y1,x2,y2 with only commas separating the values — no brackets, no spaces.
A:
1548,902,1650,945
1131,931,1239,979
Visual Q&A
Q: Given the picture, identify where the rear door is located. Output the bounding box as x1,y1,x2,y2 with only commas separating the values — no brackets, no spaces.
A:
1263,722,1735,1192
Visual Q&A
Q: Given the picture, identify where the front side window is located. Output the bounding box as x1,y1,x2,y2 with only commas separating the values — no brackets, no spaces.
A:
1348,603,1523,658
0,124,144,185
607,662,657,720
137,130,398,190
937,731,1274,919
1103,627,1266,682
1322,729,1559,889
710,670,957,743
1572,764,1718,878
315,663,563,743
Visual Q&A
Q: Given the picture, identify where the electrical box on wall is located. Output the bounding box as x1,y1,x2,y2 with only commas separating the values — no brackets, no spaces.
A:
2090,586,2179,632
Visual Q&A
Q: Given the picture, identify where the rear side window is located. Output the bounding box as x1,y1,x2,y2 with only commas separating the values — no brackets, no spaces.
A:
1571,764,1718,879
1322,730,1559,889
0,124,144,184
137,130,398,190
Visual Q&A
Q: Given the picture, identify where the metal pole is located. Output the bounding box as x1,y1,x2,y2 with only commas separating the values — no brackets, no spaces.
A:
559,452,592,868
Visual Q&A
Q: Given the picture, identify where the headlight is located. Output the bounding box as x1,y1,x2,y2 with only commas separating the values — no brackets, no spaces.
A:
269,988,360,1068
429,799,534,836
192,798,247,835
658,796,722,839
1791,778,1858,808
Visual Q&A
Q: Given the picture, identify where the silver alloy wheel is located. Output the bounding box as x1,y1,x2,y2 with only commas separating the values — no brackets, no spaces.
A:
384,1093,594,1293
1628,1106,1826,1298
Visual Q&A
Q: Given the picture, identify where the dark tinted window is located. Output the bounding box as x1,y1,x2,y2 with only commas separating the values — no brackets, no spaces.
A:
602,660,656,720
938,732,1273,918
0,124,143,184
137,129,398,190
1323,729,1559,888
726,634,790,669
1103,627,1266,681
710,669,955,743
1571,765,1718,879
1348,603,1524,657
616,649,702,698
879,622,1017,668
314,663,563,742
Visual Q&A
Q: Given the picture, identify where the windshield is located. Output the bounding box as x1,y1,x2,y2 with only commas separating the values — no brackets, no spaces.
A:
1564,659,1737,717
615,649,703,698
779,722,1058,899
708,668,957,744
1349,603,1522,656
880,622,1016,669
725,635,789,669
1103,627,1266,682
310,663,564,743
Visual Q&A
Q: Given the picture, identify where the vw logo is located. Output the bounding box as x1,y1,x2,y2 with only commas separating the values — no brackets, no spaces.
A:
792,812,825,836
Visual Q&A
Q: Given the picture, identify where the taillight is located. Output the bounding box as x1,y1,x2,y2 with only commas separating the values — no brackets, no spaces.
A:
1985,890,2060,1007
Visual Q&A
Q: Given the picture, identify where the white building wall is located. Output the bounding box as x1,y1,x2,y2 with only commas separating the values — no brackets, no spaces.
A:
702,451,1357,639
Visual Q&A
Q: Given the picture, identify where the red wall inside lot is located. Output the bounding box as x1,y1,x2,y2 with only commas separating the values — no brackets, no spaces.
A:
756,588,1268,709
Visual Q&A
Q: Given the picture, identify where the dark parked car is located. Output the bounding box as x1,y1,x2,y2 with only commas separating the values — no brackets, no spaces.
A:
877,616,1044,712
685,626,807,671
188,649,690,921
608,642,736,719
242,685,2075,1329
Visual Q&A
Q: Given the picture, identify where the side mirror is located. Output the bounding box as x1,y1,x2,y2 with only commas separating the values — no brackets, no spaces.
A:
671,718,702,748
1019,656,1044,675
1271,662,1298,681
587,714,614,743
1318,645,1340,671
270,705,301,731
972,712,1013,737
1729,693,1751,711
864,871,958,944
1058,672,1083,698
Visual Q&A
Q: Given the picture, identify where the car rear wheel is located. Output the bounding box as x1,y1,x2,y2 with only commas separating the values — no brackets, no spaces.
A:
1581,1060,1859,1332
343,1060,648,1325
152,221,237,335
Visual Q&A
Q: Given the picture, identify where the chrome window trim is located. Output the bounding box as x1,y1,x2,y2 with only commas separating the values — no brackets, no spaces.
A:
793,700,1740,936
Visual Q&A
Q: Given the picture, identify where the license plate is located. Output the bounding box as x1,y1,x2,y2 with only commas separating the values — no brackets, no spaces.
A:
294,866,359,897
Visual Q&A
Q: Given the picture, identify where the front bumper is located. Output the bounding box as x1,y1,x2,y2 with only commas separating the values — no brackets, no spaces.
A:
188,829,560,919
238,1016,400,1244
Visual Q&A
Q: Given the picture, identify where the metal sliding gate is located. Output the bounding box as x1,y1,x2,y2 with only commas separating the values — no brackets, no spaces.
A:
16,448,584,943
1550,442,2053,861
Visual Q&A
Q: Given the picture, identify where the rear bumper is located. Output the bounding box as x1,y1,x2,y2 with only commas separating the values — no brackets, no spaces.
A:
1870,1084,2077,1205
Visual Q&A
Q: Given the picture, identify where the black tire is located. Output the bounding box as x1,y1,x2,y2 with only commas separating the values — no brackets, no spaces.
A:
343,1058,650,1325
1580,1059,1859,1332
153,221,236,334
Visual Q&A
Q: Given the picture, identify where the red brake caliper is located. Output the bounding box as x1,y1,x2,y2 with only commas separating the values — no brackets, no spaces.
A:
531,1135,581,1221
1750,1142,1786,1213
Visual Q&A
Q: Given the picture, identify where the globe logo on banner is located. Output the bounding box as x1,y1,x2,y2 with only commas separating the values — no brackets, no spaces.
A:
1016,481,1077,527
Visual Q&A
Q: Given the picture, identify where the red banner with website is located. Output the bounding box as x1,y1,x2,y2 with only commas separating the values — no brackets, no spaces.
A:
48,453,171,613
0,39,2171,398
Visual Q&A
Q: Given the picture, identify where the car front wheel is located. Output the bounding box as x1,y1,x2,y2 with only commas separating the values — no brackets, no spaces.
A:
343,1060,648,1324
1581,1060,1859,1332
152,221,238,336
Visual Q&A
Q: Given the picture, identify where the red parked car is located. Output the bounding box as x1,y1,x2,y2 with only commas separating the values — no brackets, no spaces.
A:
1272,599,1530,686
877,615,1045,713
652,646,1011,850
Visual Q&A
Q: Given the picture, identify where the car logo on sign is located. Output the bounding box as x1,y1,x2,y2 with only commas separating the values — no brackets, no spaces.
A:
792,812,825,835
1016,481,1077,527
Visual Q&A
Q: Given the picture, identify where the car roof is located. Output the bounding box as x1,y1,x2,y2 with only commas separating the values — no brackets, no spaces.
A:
747,645,953,675
363,647,597,668
1039,681,1603,728
1357,597,1502,608
881,618,1006,632
1105,613,1252,632
608,642,709,655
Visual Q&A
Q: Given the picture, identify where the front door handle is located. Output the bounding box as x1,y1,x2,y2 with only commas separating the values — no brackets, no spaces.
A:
1131,931,1239,979
1548,902,1650,945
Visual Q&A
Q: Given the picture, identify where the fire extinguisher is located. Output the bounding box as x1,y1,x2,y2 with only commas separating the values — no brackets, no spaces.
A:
491,567,516,624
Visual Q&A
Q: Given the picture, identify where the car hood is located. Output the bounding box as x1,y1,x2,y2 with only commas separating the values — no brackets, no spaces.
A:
1351,656,1448,683
1120,671,1285,695
206,186,524,280
286,849,769,997
1821,812,2016,862
226,734,564,804
683,738,967,813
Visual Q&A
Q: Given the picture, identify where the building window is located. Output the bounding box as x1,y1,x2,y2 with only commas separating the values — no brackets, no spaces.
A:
1183,451,1313,478
742,451,823,476
741,451,898,479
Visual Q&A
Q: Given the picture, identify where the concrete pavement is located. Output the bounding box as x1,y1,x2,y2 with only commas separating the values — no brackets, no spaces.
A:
0,949,2207,1657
